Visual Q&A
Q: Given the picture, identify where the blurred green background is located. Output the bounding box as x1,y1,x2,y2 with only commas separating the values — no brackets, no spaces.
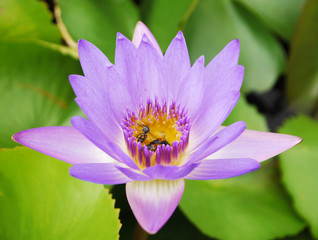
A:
0,0,318,239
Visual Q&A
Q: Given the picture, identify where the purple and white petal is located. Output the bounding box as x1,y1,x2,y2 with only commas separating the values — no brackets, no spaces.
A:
164,31,191,99
210,129,303,162
132,21,163,57
12,127,114,164
126,179,184,234
185,158,260,180
70,163,133,185
78,39,112,83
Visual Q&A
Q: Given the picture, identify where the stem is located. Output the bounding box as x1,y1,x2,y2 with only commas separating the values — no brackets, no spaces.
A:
132,223,148,240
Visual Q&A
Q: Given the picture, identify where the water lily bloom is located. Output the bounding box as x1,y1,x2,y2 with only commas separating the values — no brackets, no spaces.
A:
13,22,301,234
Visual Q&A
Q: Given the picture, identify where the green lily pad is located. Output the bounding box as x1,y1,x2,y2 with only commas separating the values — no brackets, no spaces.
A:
236,0,305,41
58,0,139,62
286,0,318,115
180,161,305,240
0,147,120,240
141,0,194,51
0,40,82,148
0,0,61,43
279,115,318,237
183,0,285,93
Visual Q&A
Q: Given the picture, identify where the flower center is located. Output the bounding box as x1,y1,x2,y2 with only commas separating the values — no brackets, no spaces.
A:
122,99,190,169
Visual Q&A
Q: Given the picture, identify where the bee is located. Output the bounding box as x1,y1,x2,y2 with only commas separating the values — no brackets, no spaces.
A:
146,138,170,152
136,125,150,143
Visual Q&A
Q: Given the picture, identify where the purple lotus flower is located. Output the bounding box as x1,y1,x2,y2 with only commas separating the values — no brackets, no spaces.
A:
13,22,301,234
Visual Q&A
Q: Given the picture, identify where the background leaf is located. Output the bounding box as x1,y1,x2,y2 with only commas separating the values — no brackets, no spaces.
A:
0,40,82,148
58,0,139,61
235,0,305,41
183,0,285,93
279,115,318,237
0,147,120,240
0,0,61,43
286,0,318,115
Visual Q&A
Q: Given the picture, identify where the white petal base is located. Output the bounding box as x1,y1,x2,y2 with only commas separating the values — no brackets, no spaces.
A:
126,179,185,234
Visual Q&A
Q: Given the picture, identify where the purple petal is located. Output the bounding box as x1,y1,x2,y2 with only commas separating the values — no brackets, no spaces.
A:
185,158,260,180
187,121,246,166
126,179,184,234
142,163,199,180
70,163,133,185
210,129,303,162
164,31,191,99
71,116,139,170
77,39,112,83
69,75,122,142
104,65,135,122
115,33,138,105
190,65,244,148
132,21,163,57
177,55,205,116
131,34,166,102
12,127,113,164
205,39,240,81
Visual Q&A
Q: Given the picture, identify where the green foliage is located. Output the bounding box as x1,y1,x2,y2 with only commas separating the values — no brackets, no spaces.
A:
0,0,61,43
58,0,139,62
0,147,120,240
0,41,82,148
279,115,318,237
286,0,318,115
235,0,305,41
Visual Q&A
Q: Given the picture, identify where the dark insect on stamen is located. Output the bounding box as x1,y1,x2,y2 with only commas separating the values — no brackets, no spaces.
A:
137,125,150,143
146,139,170,152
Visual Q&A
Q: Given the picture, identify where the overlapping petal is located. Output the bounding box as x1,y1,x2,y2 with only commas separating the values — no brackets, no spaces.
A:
177,56,205,117
71,116,139,170
12,127,113,164
185,158,260,180
70,163,133,184
132,21,163,57
164,31,191,99
78,39,112,83
131,35,166,101
187,121,246,164
190,65,244,148
126,179,184,234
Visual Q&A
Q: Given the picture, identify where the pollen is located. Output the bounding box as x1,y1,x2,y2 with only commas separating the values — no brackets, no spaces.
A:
122,98,191,169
